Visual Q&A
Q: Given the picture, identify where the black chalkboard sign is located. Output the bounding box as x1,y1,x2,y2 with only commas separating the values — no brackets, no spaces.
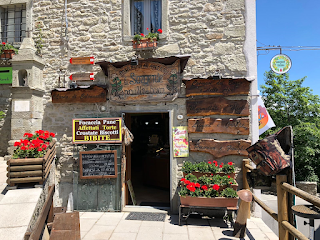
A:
79,150,117,179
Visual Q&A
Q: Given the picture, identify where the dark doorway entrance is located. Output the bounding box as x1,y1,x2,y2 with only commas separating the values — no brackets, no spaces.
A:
126,113,170,207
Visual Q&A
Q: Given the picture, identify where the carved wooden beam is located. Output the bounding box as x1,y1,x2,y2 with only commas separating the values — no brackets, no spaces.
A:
186,97,249,116
189,139,251,158
188,117,249,135
185,78,250,97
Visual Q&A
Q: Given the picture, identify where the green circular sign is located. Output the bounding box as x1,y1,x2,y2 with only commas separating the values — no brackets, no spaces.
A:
270,54,292,74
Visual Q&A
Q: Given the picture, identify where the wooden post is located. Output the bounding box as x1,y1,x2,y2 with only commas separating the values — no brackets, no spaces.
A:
233,189,253,238
242,159,251,219
243,159,250,190
277,174,289,240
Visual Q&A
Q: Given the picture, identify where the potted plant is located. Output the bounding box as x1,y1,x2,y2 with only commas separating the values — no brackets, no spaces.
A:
1,42,18,59
179,178,239,208
132,28,162,50
7,130,56,187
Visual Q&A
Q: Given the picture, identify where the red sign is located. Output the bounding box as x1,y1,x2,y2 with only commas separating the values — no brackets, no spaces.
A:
72,118,122,144
70,57,94,65
69,73,94,81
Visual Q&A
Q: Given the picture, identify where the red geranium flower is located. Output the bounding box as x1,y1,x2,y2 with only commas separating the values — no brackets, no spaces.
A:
219,164,223,168
228,162,233,166
215,163,218,167
201,185,208,191
23,133,33,138
213,160,217,164
195,183,200,188
146,27,149,31
212,184,220,191
37,148,43,152
14,141,21,147
21,146,26,150
2,42,5,45
187,184,196,192
208,161,212,164
158,29,163,34
180,178,186,182
141,33,145,37
228,175,230,178
50,132,55,137
185,180,190,185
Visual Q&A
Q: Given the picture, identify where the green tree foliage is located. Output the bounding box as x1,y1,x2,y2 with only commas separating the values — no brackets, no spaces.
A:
260,70,320,182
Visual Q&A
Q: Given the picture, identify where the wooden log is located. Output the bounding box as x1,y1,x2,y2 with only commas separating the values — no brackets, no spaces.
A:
188,117,249,135
186,97,250,116
233,200,250,238
233,190,253,238
242,159,250,190
253,194,278,221
7,176,42,184
9,158,43,165
185,78,250,97
8,165,43,171
277,175,289,240
281,221,308,240
8,170,43,177
189,139,251,158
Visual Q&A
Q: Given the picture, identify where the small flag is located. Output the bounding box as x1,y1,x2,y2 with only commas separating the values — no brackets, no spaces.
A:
258,96,275,135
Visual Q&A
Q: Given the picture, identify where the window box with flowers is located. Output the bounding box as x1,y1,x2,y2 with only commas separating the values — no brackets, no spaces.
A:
182,160,236,179
132,28,162,50
178,180,239,208
0,42,18,59
7,130,56,187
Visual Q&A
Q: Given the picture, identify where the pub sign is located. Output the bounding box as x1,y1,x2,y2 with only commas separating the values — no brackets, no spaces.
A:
107,60,180,103
72,117,122,144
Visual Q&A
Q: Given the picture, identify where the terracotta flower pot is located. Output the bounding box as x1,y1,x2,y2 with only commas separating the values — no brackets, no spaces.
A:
132,38,157,49
1,49,15,59
180,196,239,208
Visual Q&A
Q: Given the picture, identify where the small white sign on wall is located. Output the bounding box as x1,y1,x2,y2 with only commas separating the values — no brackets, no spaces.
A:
14,100,30,112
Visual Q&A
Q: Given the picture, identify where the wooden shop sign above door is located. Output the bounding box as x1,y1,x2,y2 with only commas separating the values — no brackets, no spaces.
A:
186,97,249,116
51,85,107,103
69,57,94,65
107,60,180,103
189,139,251,159
69,73,94,81
185,78,250,97
72,117,122,144
188,117,249,135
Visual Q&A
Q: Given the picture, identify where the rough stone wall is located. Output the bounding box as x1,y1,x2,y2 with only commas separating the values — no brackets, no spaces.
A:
29,0,249,210
0,85,11,155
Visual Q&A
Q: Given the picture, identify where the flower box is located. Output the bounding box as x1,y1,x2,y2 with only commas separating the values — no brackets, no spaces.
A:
183,171,236,179
0,49,15,59
132,38,157,50
180,196,239,208
7,140,56,186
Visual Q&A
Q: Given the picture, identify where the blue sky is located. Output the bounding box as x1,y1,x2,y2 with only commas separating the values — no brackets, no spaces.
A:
256,0,320,96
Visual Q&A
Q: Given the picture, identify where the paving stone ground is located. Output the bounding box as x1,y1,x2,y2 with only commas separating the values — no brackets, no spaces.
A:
80,210,278,240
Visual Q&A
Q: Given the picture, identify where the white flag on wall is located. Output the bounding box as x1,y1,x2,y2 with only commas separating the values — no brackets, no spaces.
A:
258,96,275,135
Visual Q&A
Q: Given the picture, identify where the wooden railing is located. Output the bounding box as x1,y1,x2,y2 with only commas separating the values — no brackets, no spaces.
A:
24,185,55,240
243,159,320,240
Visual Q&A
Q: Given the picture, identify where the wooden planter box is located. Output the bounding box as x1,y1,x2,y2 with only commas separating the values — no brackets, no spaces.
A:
7,140,56,186
183,171,236,179
132,38,157,50
180,196,239,208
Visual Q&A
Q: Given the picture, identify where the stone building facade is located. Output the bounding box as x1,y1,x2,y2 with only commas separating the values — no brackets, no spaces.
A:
0,0,258,213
